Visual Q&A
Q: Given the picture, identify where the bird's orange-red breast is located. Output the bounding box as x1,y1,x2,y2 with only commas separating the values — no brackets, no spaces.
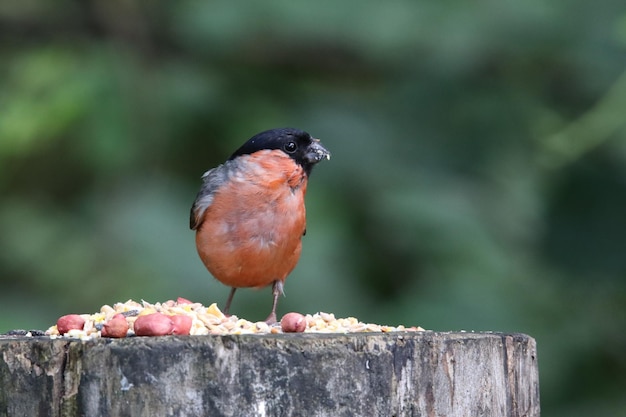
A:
190,128,330,323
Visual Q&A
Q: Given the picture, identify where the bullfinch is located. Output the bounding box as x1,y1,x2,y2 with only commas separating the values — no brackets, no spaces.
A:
190,128,330,323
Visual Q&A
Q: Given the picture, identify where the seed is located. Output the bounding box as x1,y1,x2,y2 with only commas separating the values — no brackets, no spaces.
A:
281,312,307,333
101,314,129,338
134,313,174,336
56,315,85,335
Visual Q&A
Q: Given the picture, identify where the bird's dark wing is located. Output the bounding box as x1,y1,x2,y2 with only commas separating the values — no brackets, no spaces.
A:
189,163,232,230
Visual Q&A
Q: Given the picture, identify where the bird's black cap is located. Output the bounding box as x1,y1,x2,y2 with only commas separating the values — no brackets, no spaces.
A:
229,128,330,176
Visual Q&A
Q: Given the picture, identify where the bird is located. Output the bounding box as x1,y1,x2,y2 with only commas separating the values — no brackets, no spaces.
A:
190,128,330,323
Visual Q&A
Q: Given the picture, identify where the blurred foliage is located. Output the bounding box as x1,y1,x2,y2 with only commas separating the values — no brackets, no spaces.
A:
1,0,626,415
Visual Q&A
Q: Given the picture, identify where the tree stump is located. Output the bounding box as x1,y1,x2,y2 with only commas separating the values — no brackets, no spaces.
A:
0,332,539,417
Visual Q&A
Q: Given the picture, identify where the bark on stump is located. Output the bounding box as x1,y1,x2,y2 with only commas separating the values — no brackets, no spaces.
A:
0,332,539,417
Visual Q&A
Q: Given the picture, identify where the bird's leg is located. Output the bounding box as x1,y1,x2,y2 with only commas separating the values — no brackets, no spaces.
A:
223,287,237,316
265,280,284,324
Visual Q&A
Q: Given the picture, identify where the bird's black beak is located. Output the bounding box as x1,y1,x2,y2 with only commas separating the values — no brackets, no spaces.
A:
305,139,331,164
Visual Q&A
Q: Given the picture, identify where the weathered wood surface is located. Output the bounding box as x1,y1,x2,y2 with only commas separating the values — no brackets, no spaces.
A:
0,332,539,417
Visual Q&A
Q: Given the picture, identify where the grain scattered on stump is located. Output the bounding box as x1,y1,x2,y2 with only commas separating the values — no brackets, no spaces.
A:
42,298,425,340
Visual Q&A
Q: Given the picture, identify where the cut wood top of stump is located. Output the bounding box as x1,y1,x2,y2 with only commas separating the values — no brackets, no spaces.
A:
42,298,425,340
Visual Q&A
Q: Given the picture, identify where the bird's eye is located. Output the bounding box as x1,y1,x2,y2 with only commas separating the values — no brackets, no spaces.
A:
284,141,297,153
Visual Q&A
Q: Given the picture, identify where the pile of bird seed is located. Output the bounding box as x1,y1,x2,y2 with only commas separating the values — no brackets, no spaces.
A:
44,298,424,340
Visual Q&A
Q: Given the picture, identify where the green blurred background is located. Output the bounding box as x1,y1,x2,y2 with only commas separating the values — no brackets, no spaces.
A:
1,0,625,415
